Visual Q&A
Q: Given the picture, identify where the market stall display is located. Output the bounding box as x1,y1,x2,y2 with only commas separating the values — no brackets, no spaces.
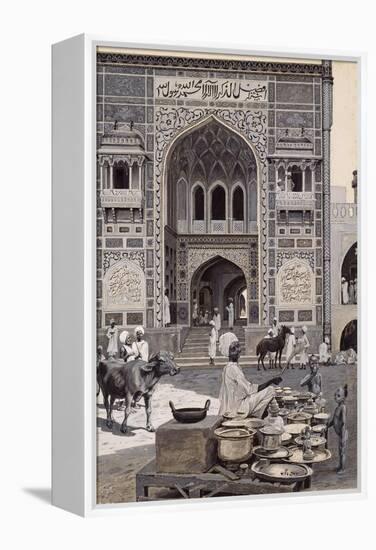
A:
136,378,338,501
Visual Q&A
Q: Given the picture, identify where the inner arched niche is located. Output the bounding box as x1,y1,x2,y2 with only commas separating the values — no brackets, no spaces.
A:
165,117,258,234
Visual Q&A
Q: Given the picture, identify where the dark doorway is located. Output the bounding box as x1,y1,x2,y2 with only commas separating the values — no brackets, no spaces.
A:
340,319,357,352
191,256,246,326
341,243,357,282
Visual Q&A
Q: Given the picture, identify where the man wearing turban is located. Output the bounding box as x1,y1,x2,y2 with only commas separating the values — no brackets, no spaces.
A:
131,326,149,362
218,340,282,418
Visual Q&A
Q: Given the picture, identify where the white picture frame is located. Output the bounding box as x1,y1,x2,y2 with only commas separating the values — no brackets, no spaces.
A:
52,35,365,516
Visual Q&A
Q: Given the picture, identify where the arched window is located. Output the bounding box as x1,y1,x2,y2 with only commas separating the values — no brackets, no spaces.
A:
113,163,129,189
194,186,205,220
290,165,303,192
341,242,357,304
232,186,244,220
211,185,226,220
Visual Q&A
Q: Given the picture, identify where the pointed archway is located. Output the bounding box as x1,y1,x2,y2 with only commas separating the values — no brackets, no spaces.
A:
160,114,262,327
190,256,247,327
340,319,357,352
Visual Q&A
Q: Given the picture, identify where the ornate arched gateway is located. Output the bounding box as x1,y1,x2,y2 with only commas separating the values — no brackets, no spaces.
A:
159,115,264,326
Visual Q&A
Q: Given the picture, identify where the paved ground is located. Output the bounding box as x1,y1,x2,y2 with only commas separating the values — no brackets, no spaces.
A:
97,364,358,504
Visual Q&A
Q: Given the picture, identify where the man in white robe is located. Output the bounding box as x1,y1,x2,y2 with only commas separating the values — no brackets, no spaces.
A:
131,326,149,362
164,289,171,327
219,340,282,418
341,277,349,305
212,307,221,342
319,336,331,365
226,298,234,330
106,319,119,358
119,330,136,363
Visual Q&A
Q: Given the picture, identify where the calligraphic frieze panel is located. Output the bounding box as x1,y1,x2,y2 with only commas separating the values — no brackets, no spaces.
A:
155,76,268,102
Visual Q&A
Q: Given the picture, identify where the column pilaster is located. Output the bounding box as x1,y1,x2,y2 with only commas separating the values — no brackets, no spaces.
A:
109,157,114,189
322,60,333,341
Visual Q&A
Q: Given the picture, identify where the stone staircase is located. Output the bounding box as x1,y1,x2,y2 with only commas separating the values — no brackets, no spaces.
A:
175,326,259,368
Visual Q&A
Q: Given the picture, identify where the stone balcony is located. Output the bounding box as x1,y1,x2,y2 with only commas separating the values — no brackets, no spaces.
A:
100,189,143,209
331,202,357,223
276,191,315,209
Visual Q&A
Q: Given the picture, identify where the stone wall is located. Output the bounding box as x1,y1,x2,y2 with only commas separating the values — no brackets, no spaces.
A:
96,53,329,335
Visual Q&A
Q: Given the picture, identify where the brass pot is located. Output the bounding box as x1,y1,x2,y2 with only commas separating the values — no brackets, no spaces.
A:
214,428,255,463
258,426,284,450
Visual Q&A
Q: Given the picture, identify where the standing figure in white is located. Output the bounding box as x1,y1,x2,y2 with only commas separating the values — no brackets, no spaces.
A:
285,326,296,369
226,298,234,330
208,320,217,366
212,306,221,342
341,277,349,304
164,288,171,327
106,319,119,358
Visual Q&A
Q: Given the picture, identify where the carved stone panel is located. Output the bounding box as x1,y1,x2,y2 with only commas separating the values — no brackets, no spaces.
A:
277,258,314,307
104,258,145,310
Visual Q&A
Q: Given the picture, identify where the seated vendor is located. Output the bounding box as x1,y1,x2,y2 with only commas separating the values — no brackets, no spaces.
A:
218,340,282,418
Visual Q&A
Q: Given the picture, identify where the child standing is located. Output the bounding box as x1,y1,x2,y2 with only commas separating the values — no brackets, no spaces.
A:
328,385,349,474
300,355,322,397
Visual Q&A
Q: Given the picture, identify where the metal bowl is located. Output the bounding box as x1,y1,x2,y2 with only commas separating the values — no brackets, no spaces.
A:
284,423,308,436
295,435,326,448
253,446,291,460
169,399,210,423
281,432,293,445
251,460,313,483
284,446,332,464
287,411,313,424
245,417,265,430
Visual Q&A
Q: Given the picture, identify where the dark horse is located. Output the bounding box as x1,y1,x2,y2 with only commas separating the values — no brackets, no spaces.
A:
256,325,291,371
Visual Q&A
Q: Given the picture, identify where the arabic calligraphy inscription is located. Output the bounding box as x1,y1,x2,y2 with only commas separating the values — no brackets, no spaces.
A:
155,76,268,102
278,258,313,306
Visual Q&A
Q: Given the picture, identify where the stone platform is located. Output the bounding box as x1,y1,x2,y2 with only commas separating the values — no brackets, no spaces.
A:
156,415,222,474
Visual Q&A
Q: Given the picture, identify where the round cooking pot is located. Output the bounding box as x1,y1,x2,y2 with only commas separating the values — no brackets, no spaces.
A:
214,428,256,463
282,396,298,411
313,412,330,425
259,426,284,450
169,399,210,423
